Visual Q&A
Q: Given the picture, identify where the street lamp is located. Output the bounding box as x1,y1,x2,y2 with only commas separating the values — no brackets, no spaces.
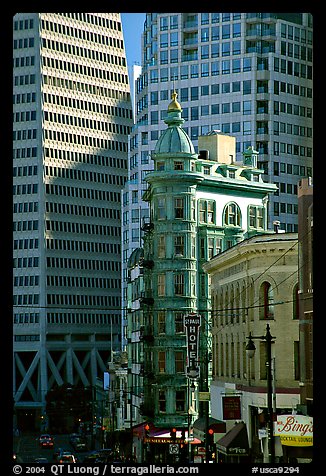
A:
246,323,275,464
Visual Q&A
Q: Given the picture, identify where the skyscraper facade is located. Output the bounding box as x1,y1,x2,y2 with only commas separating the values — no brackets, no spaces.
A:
121,12,313,352
13,13,133,428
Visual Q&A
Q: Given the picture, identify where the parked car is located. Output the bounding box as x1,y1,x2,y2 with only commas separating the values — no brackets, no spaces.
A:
38,434,54,449
34,457,49,463
83,450,101,463
53,447,64,460
69,433,87,451
57,451,77,463
96,448,114,462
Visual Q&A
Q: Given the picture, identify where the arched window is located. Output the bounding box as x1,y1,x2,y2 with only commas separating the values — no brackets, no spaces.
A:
293,283,299,320
223,202,241,226
259,281,274,319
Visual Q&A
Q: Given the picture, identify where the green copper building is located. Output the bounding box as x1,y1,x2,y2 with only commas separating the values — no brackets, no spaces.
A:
127,93,277,460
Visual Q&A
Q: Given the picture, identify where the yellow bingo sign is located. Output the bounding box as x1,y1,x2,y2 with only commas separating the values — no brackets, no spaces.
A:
274,414,313,446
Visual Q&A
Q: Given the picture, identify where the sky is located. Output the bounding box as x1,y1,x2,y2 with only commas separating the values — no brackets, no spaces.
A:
121,13,146,68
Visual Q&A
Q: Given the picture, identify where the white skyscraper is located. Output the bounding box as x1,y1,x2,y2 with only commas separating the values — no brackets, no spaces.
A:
13,13,133,429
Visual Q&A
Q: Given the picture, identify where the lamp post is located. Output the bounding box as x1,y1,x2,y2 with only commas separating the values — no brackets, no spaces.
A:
246,324,275,464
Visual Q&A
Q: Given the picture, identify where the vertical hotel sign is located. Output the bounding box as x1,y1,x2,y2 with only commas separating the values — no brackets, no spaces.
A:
184,313,201,379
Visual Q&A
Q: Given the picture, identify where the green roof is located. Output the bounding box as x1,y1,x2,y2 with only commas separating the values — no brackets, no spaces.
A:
154,93,195,156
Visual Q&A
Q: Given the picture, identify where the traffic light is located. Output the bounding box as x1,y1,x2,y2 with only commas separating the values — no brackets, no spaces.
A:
144,424,150,438
207,428,215,460
207,428,214,445
170,427,177,441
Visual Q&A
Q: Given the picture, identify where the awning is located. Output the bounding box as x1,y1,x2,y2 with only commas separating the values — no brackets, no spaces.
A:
216,421,249,456
132,421,154,437
193,417,226,433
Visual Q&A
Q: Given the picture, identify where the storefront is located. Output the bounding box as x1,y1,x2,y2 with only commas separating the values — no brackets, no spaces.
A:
274,414,313,463
136,424,201,463
216,421,251,463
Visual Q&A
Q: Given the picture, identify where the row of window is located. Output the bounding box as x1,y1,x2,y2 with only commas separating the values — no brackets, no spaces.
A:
42,92,131,118
13,311,117,325
213,339,299,381
13,257,39,268
13,183,38,195
156,272,194,297
43,110,131,136
14,55,35,68
46,275,120,289
157,350,186,375
163,102,312,121
43,75,131,104
46,312,119,325
45,130,128,152
159,26,241,48
159,42,242,62
46,239,120,255
273,142,312,159
13,202,38,213
13,312,39,323
13,237,38,249
273,162,312,176
139,79,312,115
45,183,120,203
153,311,185,334
46,293,120,307
41,14,121,31
46,256,120,272
42,43,126,66
13,92,36,104
157,13,241,31
44,148,126,170
153,199,263,231
147,82,312,110
45,201,120,220
213,281,298,325
13,294,39,305
13,73,36,86
156,388,186,413
13,165,37,177
14,335,40,341
281,41,312,61
44,165,125,186
13,37,35,49
280,21,312,42
13,220,38,231
148,60,255,82
42,54,127,82
14,18,34,30
274,202,298,216
14,275,39,287
40,21,123,47
13,129,37,141
45,220,121,237
13,148,37,159
14,109,36,122
274,182,298,195
274,101,312,118
148,58,312,83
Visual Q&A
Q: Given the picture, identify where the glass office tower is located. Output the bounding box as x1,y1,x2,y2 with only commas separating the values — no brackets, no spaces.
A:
121,12,313,352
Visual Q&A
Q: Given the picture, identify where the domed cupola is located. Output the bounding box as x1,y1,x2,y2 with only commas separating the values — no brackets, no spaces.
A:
153,92,196,156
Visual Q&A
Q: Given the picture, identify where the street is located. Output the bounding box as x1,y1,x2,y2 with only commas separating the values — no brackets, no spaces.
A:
13,432,89,463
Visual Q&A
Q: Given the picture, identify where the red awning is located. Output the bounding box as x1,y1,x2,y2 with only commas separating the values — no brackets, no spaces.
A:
132,421,155,437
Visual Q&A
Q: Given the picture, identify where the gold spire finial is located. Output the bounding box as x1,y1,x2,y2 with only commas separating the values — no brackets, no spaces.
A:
168,90,181,111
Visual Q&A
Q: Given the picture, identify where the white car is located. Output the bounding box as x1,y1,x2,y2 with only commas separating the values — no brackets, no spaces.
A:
57,451,77,463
